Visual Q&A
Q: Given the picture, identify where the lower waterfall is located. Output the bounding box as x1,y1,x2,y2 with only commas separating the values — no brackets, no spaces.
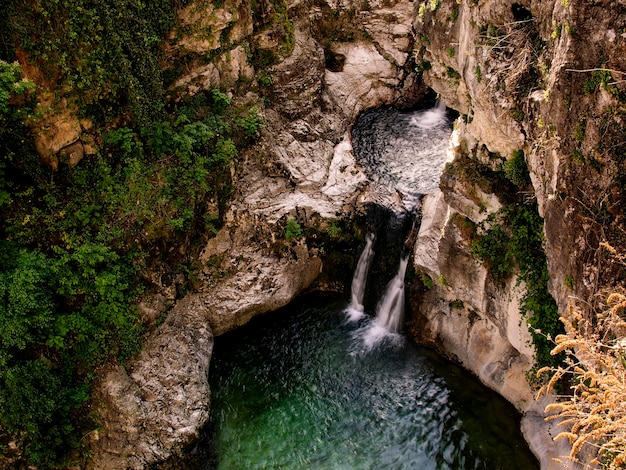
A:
359,253,409,349
344,233,375,322
191,103,539,469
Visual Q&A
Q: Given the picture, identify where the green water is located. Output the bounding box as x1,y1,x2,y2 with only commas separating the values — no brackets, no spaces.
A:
205,294,539,470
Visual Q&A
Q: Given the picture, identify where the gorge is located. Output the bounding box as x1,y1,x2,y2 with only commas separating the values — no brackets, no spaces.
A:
1,0,625,468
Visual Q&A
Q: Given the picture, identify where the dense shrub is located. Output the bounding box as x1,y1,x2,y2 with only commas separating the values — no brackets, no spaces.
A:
472,202,563,370
0,3,263,463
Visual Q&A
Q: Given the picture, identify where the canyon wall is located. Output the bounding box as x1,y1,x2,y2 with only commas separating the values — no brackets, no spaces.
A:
90,0,424,467
408,0,625,468
90,0,626,467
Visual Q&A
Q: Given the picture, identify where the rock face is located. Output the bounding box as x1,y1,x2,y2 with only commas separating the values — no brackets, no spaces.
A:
14,49,92,170
91,0,422,466
89,296,213,469
409,0,626,467
414,0,626,313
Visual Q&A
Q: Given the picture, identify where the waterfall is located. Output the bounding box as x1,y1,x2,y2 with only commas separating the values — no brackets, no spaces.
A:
411,99,447,129
373,254,409,333
344,233,375,322
359,253,410,350
346,101,452,351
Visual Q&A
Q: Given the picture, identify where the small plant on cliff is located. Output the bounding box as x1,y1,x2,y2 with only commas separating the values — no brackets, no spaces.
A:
326,220,342,238
450,8,459,23
420,272,433,290
417,2,427,20
472,202,564,369
504,150,531,188
284,217,303,241
537,291,626,468
475,64,482,83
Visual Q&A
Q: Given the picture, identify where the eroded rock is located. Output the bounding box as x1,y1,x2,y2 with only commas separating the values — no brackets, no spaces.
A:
90,296,213,469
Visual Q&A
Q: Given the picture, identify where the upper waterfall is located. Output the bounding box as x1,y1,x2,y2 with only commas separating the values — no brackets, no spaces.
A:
351,102,453,212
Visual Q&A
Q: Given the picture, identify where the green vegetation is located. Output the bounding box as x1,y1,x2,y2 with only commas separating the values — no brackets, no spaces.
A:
415,60,432,74
449,299,464,309
472,203,563,369
508,108,524,121
446,66,461,81
471,156,563,370
573,116,587,142
504,150,531,188
0,1,264,465
0,0,189,126
583,69,611,95
421,272,433,290
450,8,459,23
475,64,482,83
326,220,342,238
284,217,303,241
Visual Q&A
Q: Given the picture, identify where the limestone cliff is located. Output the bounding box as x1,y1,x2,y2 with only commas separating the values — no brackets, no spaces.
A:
409,0,625,467
90,0,423,466
413,0,626,314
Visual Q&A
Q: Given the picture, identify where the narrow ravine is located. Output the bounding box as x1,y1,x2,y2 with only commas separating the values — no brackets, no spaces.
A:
196,103,538,469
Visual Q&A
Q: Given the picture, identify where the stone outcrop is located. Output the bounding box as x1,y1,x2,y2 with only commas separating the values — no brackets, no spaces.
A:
14,49,92,170
89,296,213,469
91,0,421,466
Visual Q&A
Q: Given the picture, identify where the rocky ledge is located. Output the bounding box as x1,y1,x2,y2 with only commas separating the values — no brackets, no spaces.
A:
89,0,422,466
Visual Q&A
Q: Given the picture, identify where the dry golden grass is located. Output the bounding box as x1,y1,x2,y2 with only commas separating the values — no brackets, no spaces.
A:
537,292,626,468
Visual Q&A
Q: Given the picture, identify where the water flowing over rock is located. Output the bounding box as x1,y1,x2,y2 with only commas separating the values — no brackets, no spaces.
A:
345,233,375,321
91,0,625,466
352,103,452,206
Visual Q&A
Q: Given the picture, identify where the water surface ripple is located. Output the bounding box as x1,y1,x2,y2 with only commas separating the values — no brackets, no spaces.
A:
206,295,539,470
352,105,453,200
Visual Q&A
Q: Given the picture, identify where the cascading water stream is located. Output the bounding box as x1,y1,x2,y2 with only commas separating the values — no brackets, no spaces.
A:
344,233,375,322
374,253,409,333
352,100,452,208
347,101,453,350
192,101,540,470
355,252,410,351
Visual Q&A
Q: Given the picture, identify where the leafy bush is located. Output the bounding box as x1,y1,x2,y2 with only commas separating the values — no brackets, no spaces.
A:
472,203,563,369
0,0,187,126
0,5,263,464
0,241,141,465
504,150,531,188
